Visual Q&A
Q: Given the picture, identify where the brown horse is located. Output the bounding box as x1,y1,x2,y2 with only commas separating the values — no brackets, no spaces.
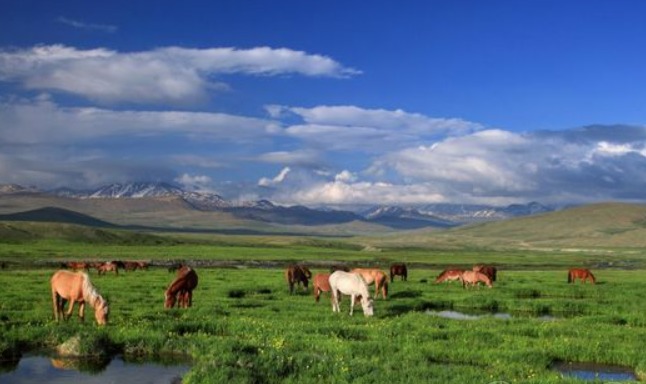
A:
165,266,198,308
65,261,90,271
96,261,119,275
435,269,465,284
312,273,333,302
459,271,493,288
285,264,311,294
568,268,596,284
351,268,389,299
123,260,148,271
50,270,109,325
389,263,408,282
473,264,497,282
330,265,350,273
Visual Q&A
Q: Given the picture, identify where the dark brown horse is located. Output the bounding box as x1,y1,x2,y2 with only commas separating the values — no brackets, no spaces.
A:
330,264,350,273
473,264,497,282
568,268,596,284
435,269,465,284
165,266,198,308
285,265,311,294
389,263,408,282
51,270,108,325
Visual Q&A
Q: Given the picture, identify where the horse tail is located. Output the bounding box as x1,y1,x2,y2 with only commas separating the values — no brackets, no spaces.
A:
382,279,389,299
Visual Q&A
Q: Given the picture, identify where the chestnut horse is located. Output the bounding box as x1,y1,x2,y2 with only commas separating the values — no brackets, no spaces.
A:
51,270,109,325
313,273,333,302
351,268,388,299
435,269,465,284
473,264,497,282
65,261,90,271
165,266,198,308
96,261,119,275
329,271,374,316
389,263,408,282
568,268,596,284
285,264,311,294
459,271,493,288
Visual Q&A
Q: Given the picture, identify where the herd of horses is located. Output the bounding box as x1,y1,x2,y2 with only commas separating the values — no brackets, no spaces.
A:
48,259,597,324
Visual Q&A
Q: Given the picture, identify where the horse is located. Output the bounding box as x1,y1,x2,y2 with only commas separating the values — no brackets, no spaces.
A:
165,266,198,308
435,269,465,284
473,264,497,282
96,261,119,275
459,271,493,288
389,263,408,282
568,268,596,284
351,268,389,299
50,270,109,325
330,264,350,273
285,264,311,294
329,271,374,316
65,261,90,271
313,273,333,302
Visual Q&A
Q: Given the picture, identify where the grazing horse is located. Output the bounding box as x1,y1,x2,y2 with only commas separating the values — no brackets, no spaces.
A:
330,264,350,273
329,271,374,316
165,266,198,308
65,261,90,271
96,261,119,275
50,270,109,325
473,264,497,282
285,264,311,294
435,269,465,284
459,271,493,288
351,268,389,299
313,273,333,302
389,263,408,282
568,268,596,284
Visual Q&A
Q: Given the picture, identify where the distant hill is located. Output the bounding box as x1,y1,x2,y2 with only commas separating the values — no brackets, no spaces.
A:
367,202,646,250
0,206,117,227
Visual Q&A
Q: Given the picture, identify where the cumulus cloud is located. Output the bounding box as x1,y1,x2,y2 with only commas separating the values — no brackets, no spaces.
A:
258,167,291,187
276,105,483,152
0,96,276,144
0,45,360,105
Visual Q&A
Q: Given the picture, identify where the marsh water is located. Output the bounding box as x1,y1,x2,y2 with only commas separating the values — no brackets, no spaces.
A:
551,361,638,381
0,355,190,384
425,309,558,321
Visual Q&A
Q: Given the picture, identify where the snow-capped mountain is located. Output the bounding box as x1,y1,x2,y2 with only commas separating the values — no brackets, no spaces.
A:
1,182,555,228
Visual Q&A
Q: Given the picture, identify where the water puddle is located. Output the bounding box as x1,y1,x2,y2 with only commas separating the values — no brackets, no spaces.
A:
425,310,558,321
0,354,190,384
552,361,638,381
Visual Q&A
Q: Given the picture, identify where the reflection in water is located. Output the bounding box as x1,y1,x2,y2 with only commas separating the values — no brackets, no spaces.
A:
552,361,637,381
0,355,189,384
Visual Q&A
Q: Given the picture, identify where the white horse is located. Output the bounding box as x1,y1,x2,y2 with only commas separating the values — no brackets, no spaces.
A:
329,271,374,317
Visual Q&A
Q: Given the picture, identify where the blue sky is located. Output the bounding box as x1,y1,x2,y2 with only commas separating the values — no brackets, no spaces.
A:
3,1,646,206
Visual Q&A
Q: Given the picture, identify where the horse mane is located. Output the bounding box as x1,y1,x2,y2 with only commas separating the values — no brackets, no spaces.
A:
80,272,105,309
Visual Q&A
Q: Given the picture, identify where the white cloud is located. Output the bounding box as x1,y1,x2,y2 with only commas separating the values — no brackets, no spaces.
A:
0,45,360,105
175,173,213,190
0,96,276,144
256,149,322,166
258,167,291,187
57,17,118,33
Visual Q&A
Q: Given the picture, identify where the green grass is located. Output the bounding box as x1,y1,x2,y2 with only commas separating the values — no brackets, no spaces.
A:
1,265,645,383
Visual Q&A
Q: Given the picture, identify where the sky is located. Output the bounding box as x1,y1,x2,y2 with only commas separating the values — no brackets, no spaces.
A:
3,0,646,207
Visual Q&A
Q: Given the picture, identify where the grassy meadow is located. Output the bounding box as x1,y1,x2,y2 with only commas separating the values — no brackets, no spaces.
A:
1,233,645,383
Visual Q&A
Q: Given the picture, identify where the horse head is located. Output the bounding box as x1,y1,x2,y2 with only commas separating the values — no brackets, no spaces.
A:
361,296,374,317
164,291,176,309
94,298,109,325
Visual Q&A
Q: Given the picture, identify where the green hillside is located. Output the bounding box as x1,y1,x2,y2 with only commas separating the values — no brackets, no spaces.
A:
367,202,646,250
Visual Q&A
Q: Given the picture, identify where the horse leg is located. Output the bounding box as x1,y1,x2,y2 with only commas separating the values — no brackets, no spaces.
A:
52,290,59,321
65,299,76,320
349,295,355,316
78,302,85,322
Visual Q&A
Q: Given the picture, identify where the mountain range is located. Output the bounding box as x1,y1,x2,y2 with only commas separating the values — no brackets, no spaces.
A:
0,182,554,229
